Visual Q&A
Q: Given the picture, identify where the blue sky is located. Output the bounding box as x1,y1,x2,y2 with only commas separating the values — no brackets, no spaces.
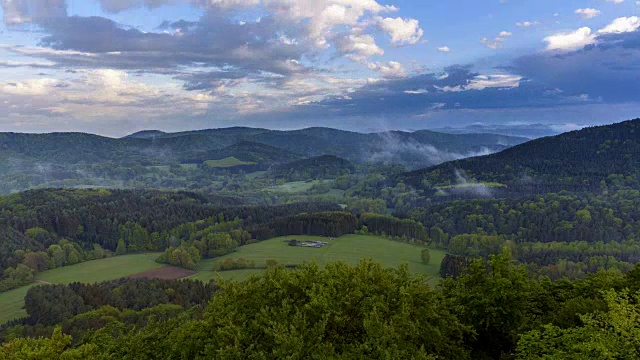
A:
1,0,640,137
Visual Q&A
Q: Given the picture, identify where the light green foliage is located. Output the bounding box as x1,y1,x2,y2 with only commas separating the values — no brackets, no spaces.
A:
576,209,593,223
203,157,256,168
191,261,470,359
269,180,326,193
115,239,127,256
0,327,98,360
1,254,164,325
517,290,640,359
441,249,548,358
191,235,445,283
0,265,34,292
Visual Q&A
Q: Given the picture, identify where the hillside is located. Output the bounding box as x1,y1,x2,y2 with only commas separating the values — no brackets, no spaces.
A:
270,155,355,180
399,118,640,196
0,127,524,167
0,127,526,194
124,130,167,139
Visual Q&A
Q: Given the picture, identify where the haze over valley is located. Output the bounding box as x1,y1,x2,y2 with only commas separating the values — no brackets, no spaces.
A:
2,1,640,359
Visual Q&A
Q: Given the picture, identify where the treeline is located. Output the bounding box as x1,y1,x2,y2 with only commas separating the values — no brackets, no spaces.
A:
0,189,340,289
254,212,358,239
358,212,428,241
270,155,354,182
3,278,215,332
409,190,640,279
0,237,110,291
4,256,640,359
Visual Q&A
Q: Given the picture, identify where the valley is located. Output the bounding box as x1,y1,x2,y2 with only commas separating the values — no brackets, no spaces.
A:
1,119,640,359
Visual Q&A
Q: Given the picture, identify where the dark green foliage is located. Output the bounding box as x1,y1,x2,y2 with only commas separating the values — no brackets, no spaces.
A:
359,212,429,242
440,251,549,359
256,211,358,239
212,257,256,271
4,260,640,358
0,188,340,289
421,248,431,264
517,290,640,359
439,254,473,279
271,155,354,181
0,127,524,194
412,190,640,279
400,118,640,196
14,278,215,330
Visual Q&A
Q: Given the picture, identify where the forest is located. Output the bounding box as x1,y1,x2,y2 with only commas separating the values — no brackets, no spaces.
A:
2,254,640,359
2,119,640,358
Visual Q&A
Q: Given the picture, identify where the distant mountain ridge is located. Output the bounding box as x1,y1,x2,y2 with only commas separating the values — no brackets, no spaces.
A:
1,127,527,169
399,118,640,196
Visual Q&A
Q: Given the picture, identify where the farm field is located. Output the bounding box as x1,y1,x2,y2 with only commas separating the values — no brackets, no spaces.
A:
204,157,256,168
1,238,444,325
0,253,163,325
36,253,164,284
0,284,36,326
190,235,445,283
269,180,325,193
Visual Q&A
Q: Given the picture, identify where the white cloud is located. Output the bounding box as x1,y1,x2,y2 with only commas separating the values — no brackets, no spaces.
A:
466,74,522,90
367,61,407,78
481,30,513,49
0,69,216,120
377,16,424,45
605,0,624,4
575,8,601,20
516,21,540,27
597,16,640,34
437,46,450,52
435,74,522,92
481,37,503,49
545,27,596,51
335,33,384,62
404,89,428,94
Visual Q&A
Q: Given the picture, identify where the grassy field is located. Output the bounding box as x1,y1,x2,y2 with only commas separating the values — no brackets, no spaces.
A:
36,253,164,284
0,253,163,325
0,284,36,325
189,235,445,283
204,157,256,168
1,238,444,325
269,180,324,193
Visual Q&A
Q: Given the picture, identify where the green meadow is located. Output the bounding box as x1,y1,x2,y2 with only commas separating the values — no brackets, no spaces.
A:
190,234,444,283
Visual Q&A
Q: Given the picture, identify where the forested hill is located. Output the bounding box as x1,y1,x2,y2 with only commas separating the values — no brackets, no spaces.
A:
399,118,640,195
270,155,355,181
0,127,526,168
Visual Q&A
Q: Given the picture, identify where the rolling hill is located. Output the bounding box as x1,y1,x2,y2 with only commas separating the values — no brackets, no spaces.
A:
399,118,640,196
270,155,355,180
0,126,527,193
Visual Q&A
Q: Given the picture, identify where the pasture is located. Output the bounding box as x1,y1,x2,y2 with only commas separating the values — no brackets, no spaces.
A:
269,180,324,193
204,157,256,168
0,285,36,325
190,234,445,283
1,238,445,325
0,253,163,325
36,253,164,284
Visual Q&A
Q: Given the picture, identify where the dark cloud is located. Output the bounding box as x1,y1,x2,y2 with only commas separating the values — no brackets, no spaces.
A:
275,66,590,120
4,2,314,87
509,31,640,103
2,0,67,25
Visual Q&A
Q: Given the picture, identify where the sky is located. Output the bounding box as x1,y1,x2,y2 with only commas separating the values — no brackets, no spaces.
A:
0,0,640,137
